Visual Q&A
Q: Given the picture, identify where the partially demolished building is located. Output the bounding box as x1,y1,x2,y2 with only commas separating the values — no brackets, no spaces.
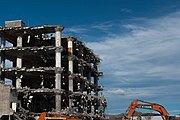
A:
0,20,107,120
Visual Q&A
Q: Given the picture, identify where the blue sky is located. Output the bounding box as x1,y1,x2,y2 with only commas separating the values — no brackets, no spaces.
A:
1,0,180,115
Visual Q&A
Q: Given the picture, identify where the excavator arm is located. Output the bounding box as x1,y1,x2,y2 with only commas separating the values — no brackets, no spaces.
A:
126,99,169,120
126,99,138,118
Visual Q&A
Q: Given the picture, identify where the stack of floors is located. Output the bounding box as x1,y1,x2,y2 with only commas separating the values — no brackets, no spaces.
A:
0,22,107,120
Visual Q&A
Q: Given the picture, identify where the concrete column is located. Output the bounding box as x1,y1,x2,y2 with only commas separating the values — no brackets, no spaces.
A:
0,37,5,67
87,67,91,94
55,26,63,111
67,36,75,109
16,36,23,89
0,37,5,81
12,44,16,67
94,64,99,95
86,67,92,113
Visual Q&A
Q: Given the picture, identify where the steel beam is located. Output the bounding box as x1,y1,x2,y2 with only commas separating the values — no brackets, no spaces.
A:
16,36,22,89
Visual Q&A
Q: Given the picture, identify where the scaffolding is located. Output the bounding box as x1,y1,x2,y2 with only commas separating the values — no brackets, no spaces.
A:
0,20,107,120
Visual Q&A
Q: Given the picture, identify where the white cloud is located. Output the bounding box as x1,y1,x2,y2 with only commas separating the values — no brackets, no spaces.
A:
91,21,114,31
86,12,180,114
106,88,126,95
168,110,180,115
87,12,180,81
65,26,88,34
123,24,146,31
121,8,132,13
65,21,119,36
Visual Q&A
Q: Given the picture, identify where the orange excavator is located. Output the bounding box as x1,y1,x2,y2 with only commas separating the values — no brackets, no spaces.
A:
38,112,80,120
125,99,180,120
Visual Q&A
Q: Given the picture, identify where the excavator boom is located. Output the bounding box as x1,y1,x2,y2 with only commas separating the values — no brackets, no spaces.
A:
126,99,169,120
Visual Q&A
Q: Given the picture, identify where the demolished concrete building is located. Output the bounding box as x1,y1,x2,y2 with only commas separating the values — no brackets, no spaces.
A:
0,20,107,120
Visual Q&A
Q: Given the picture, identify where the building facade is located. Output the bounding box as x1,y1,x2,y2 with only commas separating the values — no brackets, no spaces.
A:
0,20,107,120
